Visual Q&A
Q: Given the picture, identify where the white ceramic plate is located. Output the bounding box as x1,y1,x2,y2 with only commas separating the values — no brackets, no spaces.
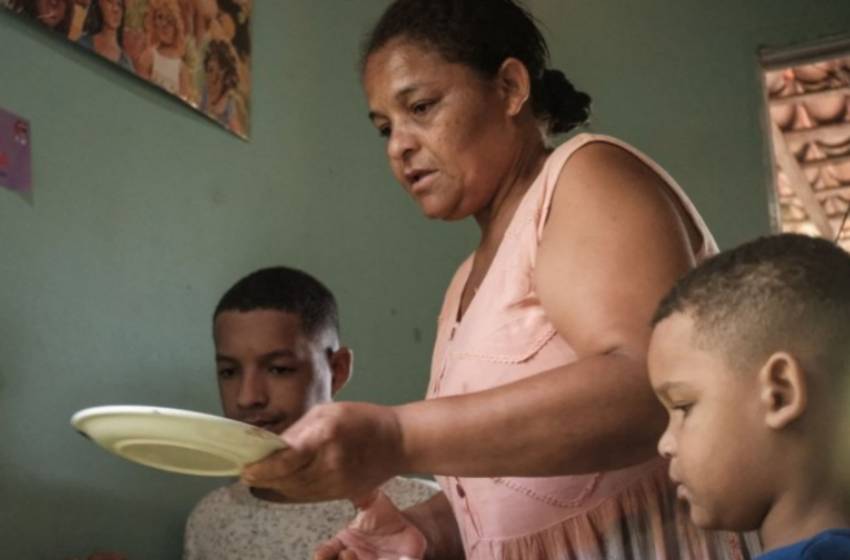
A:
71,405,287,476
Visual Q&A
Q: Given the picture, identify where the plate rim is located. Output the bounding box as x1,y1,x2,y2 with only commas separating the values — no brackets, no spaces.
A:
70,404,287,477
71,404,249,430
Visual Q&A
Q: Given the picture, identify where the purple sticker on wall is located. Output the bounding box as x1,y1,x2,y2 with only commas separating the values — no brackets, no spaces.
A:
0,106,31,193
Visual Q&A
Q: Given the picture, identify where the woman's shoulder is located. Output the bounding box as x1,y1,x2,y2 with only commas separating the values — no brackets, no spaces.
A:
541,132,715,261
548,132,675,195
138,46,154,66
532,133,638,222
539,133,635,186
550,132,638,163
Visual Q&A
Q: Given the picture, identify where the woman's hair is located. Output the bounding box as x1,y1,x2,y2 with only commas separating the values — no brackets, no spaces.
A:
204,39,239,93
145,0,186,48
82,0,126,46
362,0,591,135
9,0,74,36
216,0,251,61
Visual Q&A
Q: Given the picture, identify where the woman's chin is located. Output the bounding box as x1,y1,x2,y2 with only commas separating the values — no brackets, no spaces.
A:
421,211,466,222
417,205,446,221
416,201,466,222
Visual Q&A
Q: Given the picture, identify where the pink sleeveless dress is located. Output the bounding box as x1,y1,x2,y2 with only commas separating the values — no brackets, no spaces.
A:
427,134,761,560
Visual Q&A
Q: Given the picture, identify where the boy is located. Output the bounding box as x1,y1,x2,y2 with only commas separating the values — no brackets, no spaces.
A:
183,266,439,560
648,233,850,558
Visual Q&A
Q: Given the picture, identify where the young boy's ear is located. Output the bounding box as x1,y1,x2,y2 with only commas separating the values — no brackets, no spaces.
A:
758,351,807,429
329,347,353,397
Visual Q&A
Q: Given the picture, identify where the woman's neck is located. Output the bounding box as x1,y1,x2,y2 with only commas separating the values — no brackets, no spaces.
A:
473,137,550,242
158,41,182,58
455,136,550,321
94,31,121,61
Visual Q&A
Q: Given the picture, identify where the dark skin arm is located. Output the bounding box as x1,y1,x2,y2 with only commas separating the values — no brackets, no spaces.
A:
242,143,695,495
244,144,700,560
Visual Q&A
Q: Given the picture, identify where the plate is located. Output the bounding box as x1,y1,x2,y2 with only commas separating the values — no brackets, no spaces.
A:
71,405,287,476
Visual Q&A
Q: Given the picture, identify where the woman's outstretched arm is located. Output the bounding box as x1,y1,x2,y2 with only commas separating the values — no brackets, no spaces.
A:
242,142,697,497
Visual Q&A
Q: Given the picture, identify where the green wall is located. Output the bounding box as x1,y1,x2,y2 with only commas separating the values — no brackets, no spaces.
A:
1,1,849,558
528,0,850,249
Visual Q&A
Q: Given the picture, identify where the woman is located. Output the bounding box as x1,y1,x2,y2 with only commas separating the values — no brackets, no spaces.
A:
199,39,245,135
243,1,760,559
77,0,134,71
137,0,190,99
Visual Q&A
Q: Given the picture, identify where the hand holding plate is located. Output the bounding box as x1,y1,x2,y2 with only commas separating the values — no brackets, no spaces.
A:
241,401,406,502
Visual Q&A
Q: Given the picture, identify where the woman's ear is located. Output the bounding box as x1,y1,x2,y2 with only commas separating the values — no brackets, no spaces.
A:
328,347,353,397
496,58,532,117
759,351,807,429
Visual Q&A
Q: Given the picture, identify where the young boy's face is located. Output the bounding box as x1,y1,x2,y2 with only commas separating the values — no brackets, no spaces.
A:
648,312,770,531
214,309,343,436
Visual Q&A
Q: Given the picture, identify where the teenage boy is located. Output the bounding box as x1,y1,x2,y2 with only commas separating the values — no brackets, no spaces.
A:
183,266,439,560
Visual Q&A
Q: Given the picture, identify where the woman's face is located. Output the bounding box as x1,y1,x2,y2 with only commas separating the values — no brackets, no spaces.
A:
363,39,519,221
35,0,67,29
154,6,177,44
100,0,124,31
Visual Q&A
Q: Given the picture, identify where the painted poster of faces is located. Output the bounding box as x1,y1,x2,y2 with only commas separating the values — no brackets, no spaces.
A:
3,0,252,139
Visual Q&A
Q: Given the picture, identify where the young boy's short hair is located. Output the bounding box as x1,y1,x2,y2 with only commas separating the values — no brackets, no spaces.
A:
214,266,340,341
652,233,850,377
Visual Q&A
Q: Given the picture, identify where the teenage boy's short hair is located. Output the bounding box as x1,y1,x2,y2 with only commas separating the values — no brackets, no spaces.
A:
652,233,850,376
214,267,340,342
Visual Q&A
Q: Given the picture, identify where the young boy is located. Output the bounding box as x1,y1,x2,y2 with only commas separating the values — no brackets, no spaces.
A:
648,233,850,558
183,266,439,560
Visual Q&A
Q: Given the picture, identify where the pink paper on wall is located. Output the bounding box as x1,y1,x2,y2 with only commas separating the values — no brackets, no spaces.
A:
0,106,32,193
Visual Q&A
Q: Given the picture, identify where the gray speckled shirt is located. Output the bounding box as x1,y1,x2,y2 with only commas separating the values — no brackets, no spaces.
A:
183,477,441,560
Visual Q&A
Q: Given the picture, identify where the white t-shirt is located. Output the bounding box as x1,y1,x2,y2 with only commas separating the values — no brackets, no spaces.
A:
183,477,441,560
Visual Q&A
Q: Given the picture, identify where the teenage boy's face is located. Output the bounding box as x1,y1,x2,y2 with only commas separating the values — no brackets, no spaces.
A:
648,312,769,531
214,310,338,436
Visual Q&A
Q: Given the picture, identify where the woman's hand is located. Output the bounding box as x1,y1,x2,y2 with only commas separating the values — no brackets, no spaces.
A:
313,491,427,560
241,402,407,502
